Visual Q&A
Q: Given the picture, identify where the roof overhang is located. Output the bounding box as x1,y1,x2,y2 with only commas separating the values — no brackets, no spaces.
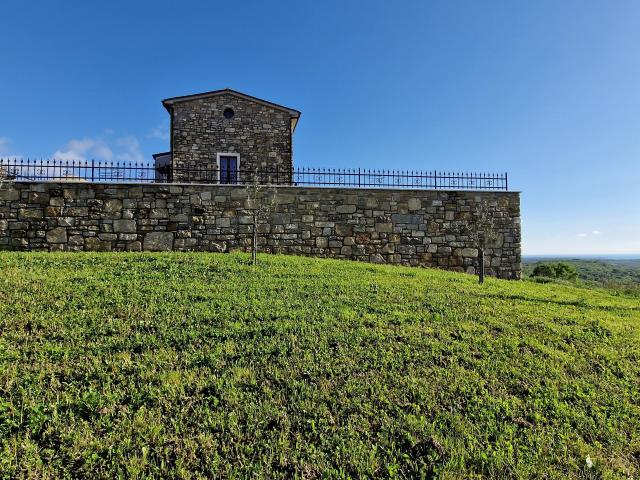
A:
162,88,301,132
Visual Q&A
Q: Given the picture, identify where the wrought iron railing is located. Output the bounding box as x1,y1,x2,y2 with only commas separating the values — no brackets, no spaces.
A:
0,158,508,191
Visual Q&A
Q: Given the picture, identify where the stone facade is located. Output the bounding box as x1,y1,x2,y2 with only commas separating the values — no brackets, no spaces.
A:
0,182,521,279
167,91,299,183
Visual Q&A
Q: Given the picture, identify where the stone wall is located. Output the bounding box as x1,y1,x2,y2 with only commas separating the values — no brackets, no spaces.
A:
0,182,522,279
170,93,293,182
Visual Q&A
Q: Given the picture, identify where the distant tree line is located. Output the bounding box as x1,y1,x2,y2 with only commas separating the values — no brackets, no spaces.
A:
524,259,640,296
530,262,578,281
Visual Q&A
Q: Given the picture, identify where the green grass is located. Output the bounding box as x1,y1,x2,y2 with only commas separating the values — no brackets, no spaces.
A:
1,253,639,479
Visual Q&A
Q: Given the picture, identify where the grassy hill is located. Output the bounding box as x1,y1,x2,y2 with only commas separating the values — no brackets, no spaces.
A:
1,253,639,478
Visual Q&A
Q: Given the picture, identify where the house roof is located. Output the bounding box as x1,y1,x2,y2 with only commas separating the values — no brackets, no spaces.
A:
162,88,301,131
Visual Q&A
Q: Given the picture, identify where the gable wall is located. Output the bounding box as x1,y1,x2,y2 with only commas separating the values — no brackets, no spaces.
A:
170,93,293,182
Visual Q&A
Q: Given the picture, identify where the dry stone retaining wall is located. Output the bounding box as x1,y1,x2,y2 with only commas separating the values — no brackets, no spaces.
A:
0,182,521,279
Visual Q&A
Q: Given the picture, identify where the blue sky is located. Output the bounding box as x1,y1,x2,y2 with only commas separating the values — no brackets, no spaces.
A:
1,0,638,255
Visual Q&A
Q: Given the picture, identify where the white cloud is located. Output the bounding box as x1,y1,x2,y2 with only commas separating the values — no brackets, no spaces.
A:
576,231,603,239
53,135,144,164
53,138,113,162
146,122,170,141
114,136,144,163
0,136,9,152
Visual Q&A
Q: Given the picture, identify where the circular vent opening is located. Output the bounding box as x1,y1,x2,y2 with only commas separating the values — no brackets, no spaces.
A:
223,107,235,119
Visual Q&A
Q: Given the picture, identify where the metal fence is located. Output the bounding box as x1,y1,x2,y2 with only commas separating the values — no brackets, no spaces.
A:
0,158,509,191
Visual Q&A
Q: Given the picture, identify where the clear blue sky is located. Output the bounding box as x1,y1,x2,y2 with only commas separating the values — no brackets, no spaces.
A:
1,0,638,255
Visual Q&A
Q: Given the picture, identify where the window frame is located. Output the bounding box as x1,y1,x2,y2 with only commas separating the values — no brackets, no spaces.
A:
216,152,241,184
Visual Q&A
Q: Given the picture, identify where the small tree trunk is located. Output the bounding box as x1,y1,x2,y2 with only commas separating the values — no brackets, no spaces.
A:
252,213,258,265
478,248,485,284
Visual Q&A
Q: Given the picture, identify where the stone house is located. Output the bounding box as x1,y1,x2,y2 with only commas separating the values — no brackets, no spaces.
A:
0,88,521,278
155,88,301,183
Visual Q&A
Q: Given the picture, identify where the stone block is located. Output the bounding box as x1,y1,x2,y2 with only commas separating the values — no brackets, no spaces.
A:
45,206,62,217
113,219,136,233
407,198,421,211
427,222,439,234
0,188,20,201
175,238,198,249
28,192,50,205
65,207,88,216
271,213,291,224
336,204,357,214
68,235,84,246
397,245,416,255
46,227,67,243
355,233,371,244
123,199,136,209
169,213,189,222
335,223,353,236
150,208,168,219
370,253,385,264
315,221,334,228
62,189,77,200
316,237,328,248
18,208,43,221
126,241,142,251
391,214,422,224
58,217,75,227
489,234,504,248
143,232,174,251
103,199,123,213
375,223,393,233
461,247,478,258
382,243,395,253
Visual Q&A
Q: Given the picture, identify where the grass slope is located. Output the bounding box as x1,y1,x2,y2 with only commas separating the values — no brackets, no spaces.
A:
0,253,639,479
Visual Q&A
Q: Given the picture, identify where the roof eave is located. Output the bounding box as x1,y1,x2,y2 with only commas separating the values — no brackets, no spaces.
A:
161,88,300,117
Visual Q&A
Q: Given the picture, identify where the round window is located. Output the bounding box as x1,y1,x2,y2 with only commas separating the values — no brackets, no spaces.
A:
223,107,235,119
